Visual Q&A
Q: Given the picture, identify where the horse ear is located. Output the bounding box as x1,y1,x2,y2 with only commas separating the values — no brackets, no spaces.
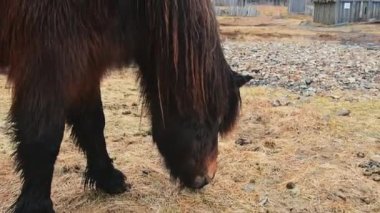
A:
232,71,253,88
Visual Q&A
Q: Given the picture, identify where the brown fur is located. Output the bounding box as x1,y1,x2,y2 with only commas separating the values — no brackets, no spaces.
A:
0,1,251,212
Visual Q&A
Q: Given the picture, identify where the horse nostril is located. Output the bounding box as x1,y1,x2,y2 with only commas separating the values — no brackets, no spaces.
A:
193,176,209,189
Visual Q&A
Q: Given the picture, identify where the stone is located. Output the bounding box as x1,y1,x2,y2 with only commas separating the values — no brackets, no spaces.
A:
122,111,132,115
336,109,351,116
360,197,372,205
286,182,296,189
356,152,365,158
348,77,356,83
220,41,379,97
271,100,281,107
235,138,252,146
242,183,255,192
363,169,373,176
305,78,313,85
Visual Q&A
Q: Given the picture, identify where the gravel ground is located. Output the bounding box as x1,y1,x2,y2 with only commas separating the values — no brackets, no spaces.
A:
223,40,380,96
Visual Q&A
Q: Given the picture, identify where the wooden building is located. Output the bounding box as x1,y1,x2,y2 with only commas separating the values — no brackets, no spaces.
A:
213,0,259,16
288,0,314,15
314,0,380,25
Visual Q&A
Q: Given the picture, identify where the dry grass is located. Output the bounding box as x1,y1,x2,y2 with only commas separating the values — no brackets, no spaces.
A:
1,70,379,212
255,5,289,18
218,12,380,42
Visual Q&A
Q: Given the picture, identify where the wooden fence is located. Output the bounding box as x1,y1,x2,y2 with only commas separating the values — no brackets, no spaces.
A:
314,0,380,25
213,0,259,16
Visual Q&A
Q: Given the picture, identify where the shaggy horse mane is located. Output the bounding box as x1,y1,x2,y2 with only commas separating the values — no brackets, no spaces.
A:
141,0,232,123
0,1,246,210
0,0,237,127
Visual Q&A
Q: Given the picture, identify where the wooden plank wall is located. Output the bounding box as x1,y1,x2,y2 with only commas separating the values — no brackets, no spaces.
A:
314,2,336,24
372,2,380,19
314,0,380,25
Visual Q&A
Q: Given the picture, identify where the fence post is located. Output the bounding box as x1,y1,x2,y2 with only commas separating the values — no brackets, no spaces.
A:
335,0,340,24
368,0,373,19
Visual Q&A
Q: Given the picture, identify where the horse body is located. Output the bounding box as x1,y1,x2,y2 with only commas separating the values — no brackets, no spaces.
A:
1,0,252,212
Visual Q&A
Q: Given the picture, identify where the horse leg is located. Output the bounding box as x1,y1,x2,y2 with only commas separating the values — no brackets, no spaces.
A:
9,83,65,212
66,86,129,194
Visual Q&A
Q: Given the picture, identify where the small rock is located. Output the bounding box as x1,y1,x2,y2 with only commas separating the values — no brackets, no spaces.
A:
122,111,132,115
348,77,356,83
329,95,341,100
286,182,296,189
271,99,281,107
235,138,252,146
356,152,365,158
303,89,316,97
242,183,255,192
360,197,372,205
305,78,313,85
336,109,351,116
363,169,373,176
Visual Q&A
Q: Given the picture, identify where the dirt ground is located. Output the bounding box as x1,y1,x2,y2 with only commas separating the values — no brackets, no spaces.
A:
1,7,380,213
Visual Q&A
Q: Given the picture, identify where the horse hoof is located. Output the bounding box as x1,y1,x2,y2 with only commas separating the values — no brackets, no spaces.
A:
88,168,131,194
11,197,54,213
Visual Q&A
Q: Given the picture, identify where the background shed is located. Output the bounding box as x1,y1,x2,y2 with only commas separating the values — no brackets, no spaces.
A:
314,0,380,25
289,0,314,15
213,0,259,16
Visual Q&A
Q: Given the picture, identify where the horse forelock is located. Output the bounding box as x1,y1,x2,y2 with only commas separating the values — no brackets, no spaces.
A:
143,0,233,123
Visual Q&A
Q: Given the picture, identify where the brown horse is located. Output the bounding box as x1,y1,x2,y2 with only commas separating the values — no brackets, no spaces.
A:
0,0,252,212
